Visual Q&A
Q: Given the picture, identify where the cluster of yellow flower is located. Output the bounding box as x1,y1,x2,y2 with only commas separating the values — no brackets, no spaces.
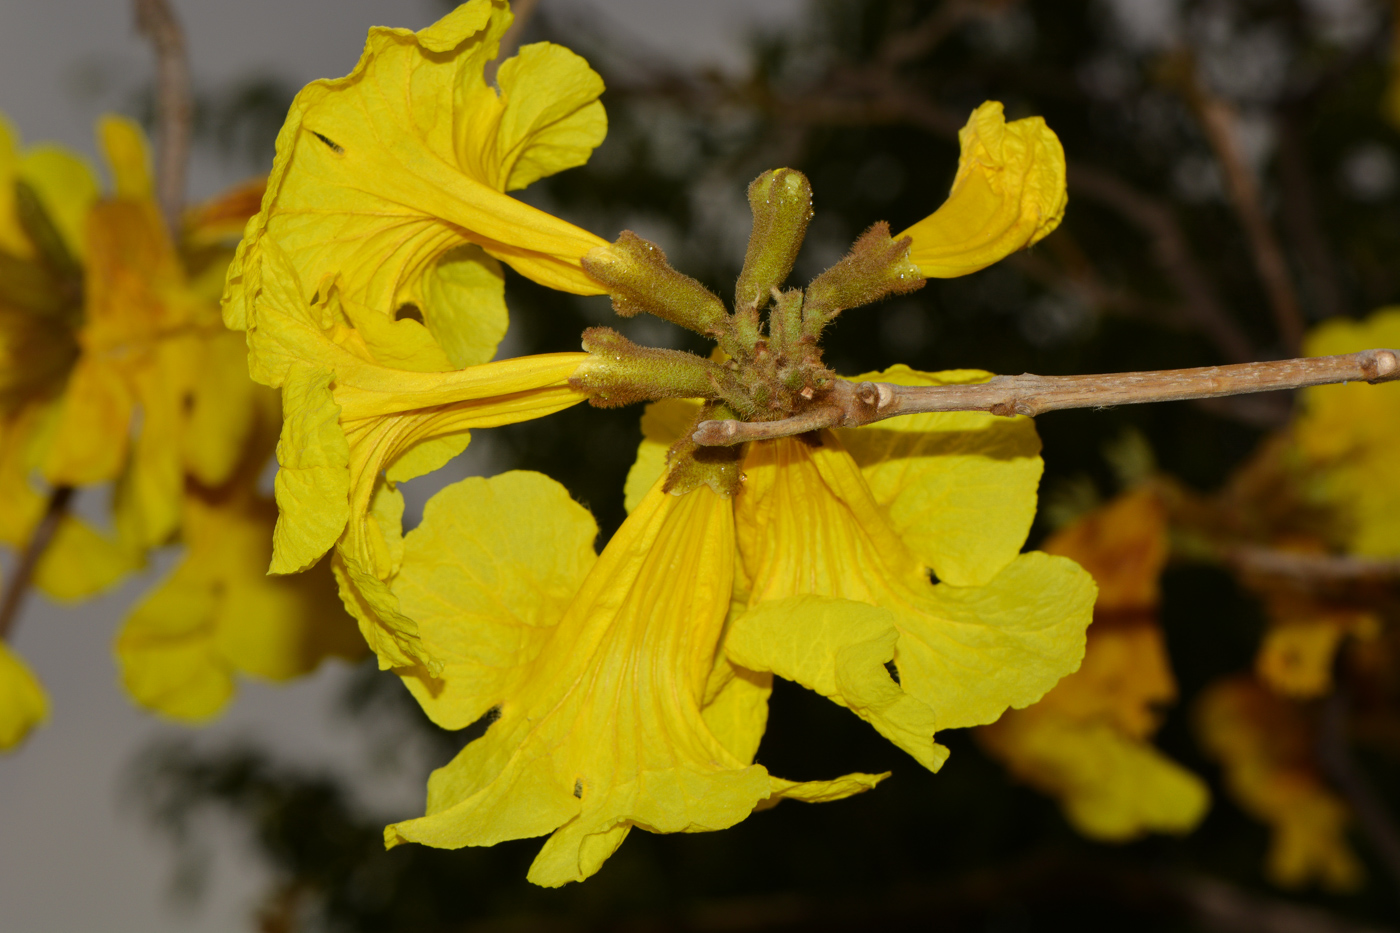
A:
4,0,1396,893
212,0,1098,886
0,114,360,747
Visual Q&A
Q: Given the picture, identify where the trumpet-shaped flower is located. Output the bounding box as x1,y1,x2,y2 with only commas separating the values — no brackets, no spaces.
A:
1294,308,1400,557
223,0,610,365
241,241,587,668
387,471,890,886
977,489,1209,840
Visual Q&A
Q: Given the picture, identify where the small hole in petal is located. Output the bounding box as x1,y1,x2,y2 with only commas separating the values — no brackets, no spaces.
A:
573,779,584,799
395,303,424,324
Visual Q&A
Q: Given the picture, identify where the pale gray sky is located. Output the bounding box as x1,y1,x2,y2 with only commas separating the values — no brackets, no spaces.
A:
0,2,802,931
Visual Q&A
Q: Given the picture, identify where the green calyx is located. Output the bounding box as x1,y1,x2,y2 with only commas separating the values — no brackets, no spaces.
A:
574,167,927,491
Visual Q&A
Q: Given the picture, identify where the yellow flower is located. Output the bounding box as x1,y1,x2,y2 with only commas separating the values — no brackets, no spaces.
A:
978,489,1209,841
386,471,887,886
222,0,610,363
219,0,617,670
1255,593,1380,699
359,87,1083,883
1196,675,1364,891
1294,308,1400,556
114,391,364,721
385,368,1092,885
898,101,1066,278
241,241,587,668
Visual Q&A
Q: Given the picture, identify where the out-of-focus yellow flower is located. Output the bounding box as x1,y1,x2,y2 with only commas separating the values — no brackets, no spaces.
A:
223,0,610,364
1295,308,1400,557
1256,593,1380,699
115,392,363,721
978,489,1209,841
898,101,1066,279
1197,676,1364,891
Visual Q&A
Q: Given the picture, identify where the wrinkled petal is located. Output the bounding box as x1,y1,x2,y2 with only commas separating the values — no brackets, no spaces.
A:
386,479,772,886
737,434,1094,731
0,642,48,752
897,101,1066,278
837,365,1042,586
394,471,599,729
270,367,351,574
727,594,947,771
223,0,607,340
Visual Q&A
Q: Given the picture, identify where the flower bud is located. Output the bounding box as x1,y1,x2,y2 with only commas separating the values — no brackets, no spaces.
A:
582,232,728,337
571,327,719,408
802,222,924,337
734,169,813,313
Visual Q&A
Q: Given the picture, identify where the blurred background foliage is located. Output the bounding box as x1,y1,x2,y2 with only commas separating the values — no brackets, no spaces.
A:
132,0,1400,929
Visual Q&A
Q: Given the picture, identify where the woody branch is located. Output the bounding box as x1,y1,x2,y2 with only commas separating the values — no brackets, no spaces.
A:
692,349,1400,446
134,0,192,235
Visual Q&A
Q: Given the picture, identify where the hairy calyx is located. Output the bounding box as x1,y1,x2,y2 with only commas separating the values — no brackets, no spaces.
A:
571,168,925,492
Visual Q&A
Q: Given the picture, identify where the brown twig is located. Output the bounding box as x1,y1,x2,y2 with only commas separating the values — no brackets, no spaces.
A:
692,349,1400,445
485,0,541,86
0,486,74,642
1186,82,1307,354
134,0,192,236
1227,547,1400,585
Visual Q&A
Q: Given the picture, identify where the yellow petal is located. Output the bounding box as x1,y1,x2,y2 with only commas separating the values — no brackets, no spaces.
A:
394,471,599,729
837,365,1042,586
181,331,262,488
97,115,154,201
0,114,28,256
727,594,948,772
0,641,48,751
489,42,608,192
419,246,507,368
117,485,361,721
1295,307,1400,556
1255,597,1379,699
270,367,351,574
18,144,101,264
699,650,771,766
0,406,133,600
737,434,1095,731
386,479,772,888
223,0,607,346
979,712,1208,841
897,101,1066,278
43,357,133,484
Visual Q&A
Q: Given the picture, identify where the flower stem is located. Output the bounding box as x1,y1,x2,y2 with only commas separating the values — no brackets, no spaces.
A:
134,0,192,237
0,486,73,642
691,348,1400,445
